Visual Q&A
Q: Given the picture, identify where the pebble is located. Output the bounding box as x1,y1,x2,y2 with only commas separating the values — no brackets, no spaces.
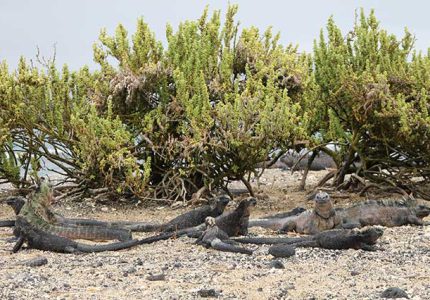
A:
21,256,48,267
197,288,220,298
269,259,285,269
268,244,296,258
381,287,409,299
146,273,166,281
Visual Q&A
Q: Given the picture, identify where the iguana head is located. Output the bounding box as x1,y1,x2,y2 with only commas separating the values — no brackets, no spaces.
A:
414,205,430,219
314,191,330,204
236,197,257,217
359,227,384,244
35,178,54,206
5,196,26,215
314,191,334,218
213,195,230,213
242,197,257,208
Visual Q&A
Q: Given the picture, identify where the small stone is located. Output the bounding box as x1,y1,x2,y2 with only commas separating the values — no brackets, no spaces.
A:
269,260,285,269
146,273,165,281
268,244,296,258
381,287,409,299
101,207,109,212
21,256,48,267
95,261,103,267
197,289,219,298
123,267,136,277
350,270,360,276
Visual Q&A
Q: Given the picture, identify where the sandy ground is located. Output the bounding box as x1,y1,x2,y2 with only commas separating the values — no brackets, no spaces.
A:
0,169,429,299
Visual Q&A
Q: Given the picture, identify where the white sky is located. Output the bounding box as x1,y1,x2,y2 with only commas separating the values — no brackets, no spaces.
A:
1,0,428,70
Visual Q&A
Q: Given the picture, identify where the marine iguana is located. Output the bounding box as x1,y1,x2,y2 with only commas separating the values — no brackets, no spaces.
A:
195,217,253,255
13,216,172,253
4,194,231,233
12,181,132,242
280,151,336,171
11,181,182,253
248,192,341,234
132,197,258,244
337,200,430,228
210,196,257,236
235,227,384,251
112,195,231,232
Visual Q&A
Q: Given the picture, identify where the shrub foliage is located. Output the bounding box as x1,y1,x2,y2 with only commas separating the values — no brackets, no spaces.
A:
1,6,429,201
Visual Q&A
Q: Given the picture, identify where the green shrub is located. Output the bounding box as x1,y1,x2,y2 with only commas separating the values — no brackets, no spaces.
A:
93,5,313,199
314,9,430,196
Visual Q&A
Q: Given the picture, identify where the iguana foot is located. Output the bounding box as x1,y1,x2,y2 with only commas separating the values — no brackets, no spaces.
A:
12,236,25,253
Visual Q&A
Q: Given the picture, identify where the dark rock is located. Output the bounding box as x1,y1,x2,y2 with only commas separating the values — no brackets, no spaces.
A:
124,267,137,274
146,273,166,281
381,287,409,299
197,289,219,298
21,256,48,267
350,270,360,276
269,260,285,269
268,244,296,258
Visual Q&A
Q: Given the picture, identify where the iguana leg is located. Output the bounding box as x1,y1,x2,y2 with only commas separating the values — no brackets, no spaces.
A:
210,239,253,255
407,216,424,226
12,236,25,253
278,220,296,233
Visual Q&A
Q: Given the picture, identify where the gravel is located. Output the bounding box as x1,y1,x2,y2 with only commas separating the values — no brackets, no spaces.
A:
0,170,429,299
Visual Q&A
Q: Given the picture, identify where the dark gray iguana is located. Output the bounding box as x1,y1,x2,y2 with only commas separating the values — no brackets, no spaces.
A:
135,197,258,244
115,195,231,232
248,192,341,234
195,217,253,255
235,227,384,251
336,200,430,229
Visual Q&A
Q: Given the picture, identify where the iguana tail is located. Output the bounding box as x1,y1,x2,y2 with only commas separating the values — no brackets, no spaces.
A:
234,236,320,247
260,207,306,219
210,239,253,255
234,237,293,244
71,230,184,253
60,218,162,232
0,220,15,227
